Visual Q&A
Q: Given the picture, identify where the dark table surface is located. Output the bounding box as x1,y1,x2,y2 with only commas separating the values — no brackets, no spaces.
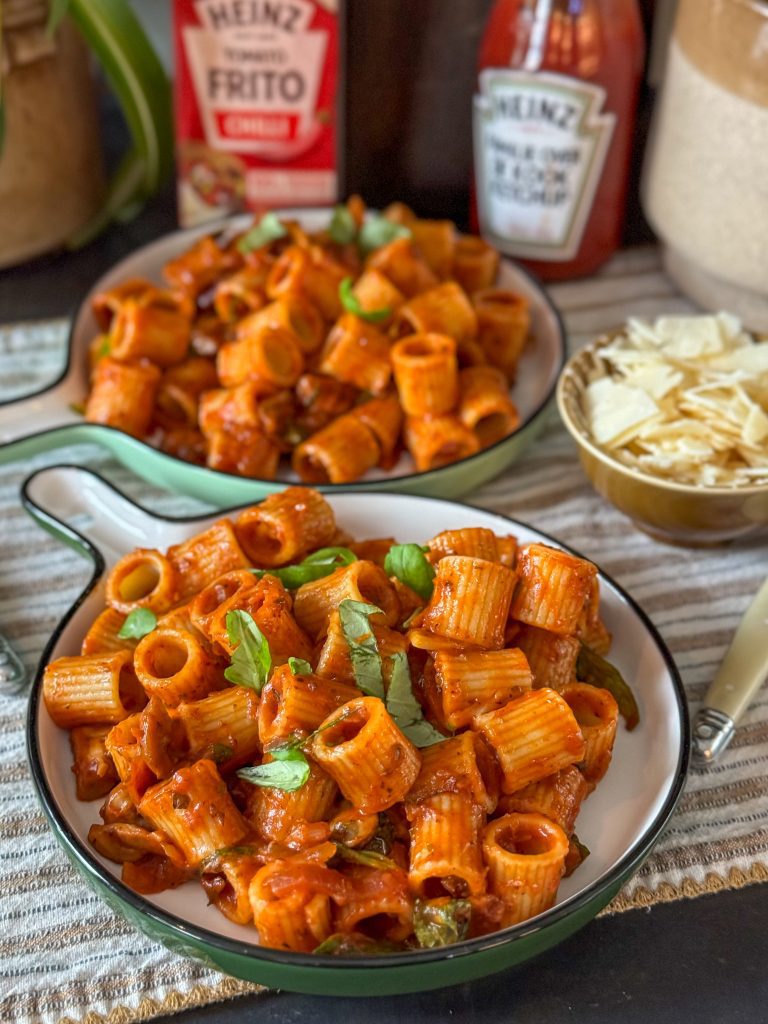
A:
1,193,766,1024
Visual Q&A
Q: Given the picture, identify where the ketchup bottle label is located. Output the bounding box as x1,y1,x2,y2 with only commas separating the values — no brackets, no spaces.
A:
474,69,615,261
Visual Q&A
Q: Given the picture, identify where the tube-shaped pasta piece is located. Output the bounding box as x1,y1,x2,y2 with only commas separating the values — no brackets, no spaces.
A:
213,266,268,322
404,415,480,472
266,243,346,320
559,683,619,786
91,277,157,331
319,313,392,395
200,847,266,925
498,766,587,835
473,289,531,382
406,627,473,655
428,528,500,563
456,337,488,369
433,648,533,729
249,854,340,952
497,535,518,568
510,624,581,692
575,576,612,656
205,424,281,480
163,234,239,298
258,665,360,746
350,269,404,326
335,865,414,942
407,793,486,898
510,544,597,636
234,487,336,567
458,366,520,448
293,560,399,639
244,758,338,843
105,698,182,803
393,282,477,343
482,812,569,925
43,651,145,728
70,725,119,801
84,357,160,439
216,324,304,389
134,628,224,707
293,414,381,485
410,219,456,278
420,555,517,650
473,688,586,794
315,611,407,685
106,549,179,615
198,381,276,437
310,697,421,813
206,574,313,664
109,299,190,367
451,235,500,294
189,570,257,635
80,609,138,656
167,519,251,603
348,396,403,467
236,294,325,356
178,685,261,769
139,759,249,866
365,237,439,297
156,356,219,427
391,333,458,416
406,731,499,813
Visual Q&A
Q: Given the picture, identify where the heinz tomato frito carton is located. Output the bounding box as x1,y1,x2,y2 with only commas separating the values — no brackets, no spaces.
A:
174,0,339,226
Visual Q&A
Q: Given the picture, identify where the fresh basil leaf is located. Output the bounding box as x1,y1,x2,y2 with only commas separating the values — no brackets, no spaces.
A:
288,657,313,676
314,933,405,956
237,212,287,253
117,608,157,640
328,204,357,245
576,645,639,731
386,652,445,747
339,277,391,324
333,844,399,871
359,216,411,255
413,898,472,949
338,600,385,700
224,610,272,692
384,543,435,600
237,748,310,792
253,547,357,589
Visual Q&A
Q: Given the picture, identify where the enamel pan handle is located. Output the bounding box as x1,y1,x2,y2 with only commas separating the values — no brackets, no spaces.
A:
691,577,768,767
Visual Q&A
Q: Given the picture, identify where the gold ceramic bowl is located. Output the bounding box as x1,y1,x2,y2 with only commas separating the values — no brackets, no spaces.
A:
556,338,768,546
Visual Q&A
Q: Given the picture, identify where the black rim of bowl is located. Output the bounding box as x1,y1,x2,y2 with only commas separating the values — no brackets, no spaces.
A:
24,466,690,971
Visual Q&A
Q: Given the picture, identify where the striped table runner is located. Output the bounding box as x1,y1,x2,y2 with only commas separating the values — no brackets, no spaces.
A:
1,246,766,1024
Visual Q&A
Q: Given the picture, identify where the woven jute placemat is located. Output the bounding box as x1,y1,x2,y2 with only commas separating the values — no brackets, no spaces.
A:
1,248,766,1024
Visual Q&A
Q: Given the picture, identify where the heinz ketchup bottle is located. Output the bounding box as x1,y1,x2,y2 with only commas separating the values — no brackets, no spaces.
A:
473,0,644,280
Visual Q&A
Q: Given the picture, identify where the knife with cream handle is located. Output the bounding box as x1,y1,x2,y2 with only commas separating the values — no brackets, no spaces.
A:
691,577,768,767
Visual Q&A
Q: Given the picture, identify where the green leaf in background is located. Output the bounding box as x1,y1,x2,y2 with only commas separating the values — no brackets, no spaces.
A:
384,543,435,600
338,600,385,699
117,607,157,640
238,212,288,253
253,547,357,589
358,216,411,255
576,644,640,731
339,277,391,324
46,0,72,35
224,610,272,692
237,748,310,792
413,899,472,949
386,652,445,747
328,204,357,245
288,657,313,676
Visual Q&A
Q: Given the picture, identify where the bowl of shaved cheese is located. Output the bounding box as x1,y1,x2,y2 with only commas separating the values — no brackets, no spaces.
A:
557,313,768,545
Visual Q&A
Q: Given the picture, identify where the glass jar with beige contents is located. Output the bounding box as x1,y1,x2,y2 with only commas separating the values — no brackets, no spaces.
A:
642,0,768,330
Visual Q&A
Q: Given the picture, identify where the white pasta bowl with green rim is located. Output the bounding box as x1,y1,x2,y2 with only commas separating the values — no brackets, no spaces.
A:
0,208,566,504
24,464,688,995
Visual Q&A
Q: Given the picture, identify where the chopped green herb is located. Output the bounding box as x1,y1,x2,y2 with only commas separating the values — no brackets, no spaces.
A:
96,336,111,359
339,277,391,323
207,743,234,764
413,898,472,949
384,543,435,600
253,546,357,589
576,644,640,731
338,599,385,699
564,833,591,877
117,608,157,640
386,651,445,747
358,216,411,255
333,844,399,871
314,933,406,956
328,204,357,245
288,657,313,676
224,610,272,692
237,212,287,253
